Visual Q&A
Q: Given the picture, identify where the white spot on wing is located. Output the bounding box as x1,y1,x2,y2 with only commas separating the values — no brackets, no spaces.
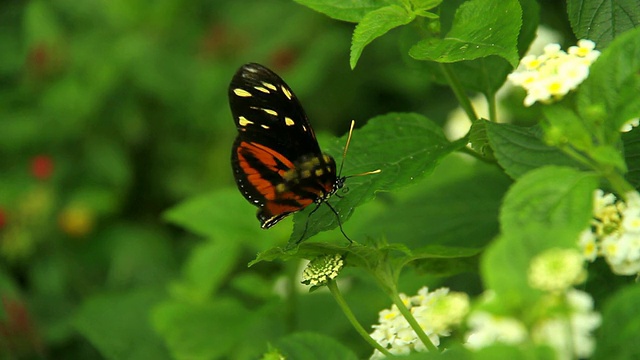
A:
238,116,253,126
234,88,252,97
261,124,270,129
281,86,292,100
262,82,277,91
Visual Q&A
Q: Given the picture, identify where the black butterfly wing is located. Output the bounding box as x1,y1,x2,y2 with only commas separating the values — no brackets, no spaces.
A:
229,63,321,159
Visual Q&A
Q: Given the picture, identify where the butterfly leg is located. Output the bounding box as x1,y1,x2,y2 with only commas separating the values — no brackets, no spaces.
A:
324,201,352,244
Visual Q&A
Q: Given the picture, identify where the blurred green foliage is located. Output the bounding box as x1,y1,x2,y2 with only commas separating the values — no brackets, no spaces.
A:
0,0,457,358
4,0,633,359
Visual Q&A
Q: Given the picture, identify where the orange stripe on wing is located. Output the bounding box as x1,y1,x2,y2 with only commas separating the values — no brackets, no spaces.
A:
264,201,302,218
236,141,295,201
244,141,295,174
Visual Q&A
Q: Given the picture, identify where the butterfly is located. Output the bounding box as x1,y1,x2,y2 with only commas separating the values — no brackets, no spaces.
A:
229,63,378,241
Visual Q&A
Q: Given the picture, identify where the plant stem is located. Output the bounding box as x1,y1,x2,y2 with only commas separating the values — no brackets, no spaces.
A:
487,92,497,122
439,63,477,122
604,170,634,196
327,280,393,357
388,291,438,352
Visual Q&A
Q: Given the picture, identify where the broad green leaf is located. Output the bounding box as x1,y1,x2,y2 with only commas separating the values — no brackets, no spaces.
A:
171,240,242,302
152,298,251,360
486,121,584,179
350,5,415,69
74,289,170,360
293,0,385,23
163,188,288,245
567,0,640,48
483,166,597,305
103,225,176,288
422,0,538,96
500,166,596,239
273,332,358,360
290,113,465,243
623,128,640,188
576,27,640,142
594,284,640,360
541,104,593,152
360,154,510,250
410,0,521,68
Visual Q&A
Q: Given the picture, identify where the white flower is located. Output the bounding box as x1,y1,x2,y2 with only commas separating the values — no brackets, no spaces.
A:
532,289,601,360
578,229,598,261
369,287,468,358
509,39,599,106
465,312,527,349
528,248,586,292
621,118,640,132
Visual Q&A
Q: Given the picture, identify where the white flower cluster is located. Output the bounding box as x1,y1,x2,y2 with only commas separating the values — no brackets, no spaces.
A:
508,39,600,106
465,290,601,360
579,190,640,275
528,248,586,292
369,287,469,359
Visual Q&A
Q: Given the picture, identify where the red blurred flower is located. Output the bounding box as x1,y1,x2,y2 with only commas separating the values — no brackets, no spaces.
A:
0,296,44,357
0,208,6,229
30,155,54,180
269,48,298,72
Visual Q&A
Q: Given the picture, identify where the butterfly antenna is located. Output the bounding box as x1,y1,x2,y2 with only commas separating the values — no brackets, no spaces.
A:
337,120,356,177
338,120,382,179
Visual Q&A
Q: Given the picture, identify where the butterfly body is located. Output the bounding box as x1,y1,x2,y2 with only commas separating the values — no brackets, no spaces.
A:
229,63,344,229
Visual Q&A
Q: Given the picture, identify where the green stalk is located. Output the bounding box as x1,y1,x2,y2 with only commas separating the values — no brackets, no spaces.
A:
388,291,438,353
487,92,497,122
327,280,393,357
439,63,477,122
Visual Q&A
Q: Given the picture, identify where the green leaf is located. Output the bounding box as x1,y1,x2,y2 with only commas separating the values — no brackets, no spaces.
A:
152,298,251,360
273,332,358,360
290,113,465,243
541,104,593,152
409,0,521,68
486,121,585,179
422,0,538,96
350,5,415,69
293,0,385,23
163,188,288,244
567,0,640,48
483,166,597,306
576,27,640,142
500,166,596,238
594,284,640,360
623,128,640,189
171,240,242,302
74,289,170,360
360,154,510,250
